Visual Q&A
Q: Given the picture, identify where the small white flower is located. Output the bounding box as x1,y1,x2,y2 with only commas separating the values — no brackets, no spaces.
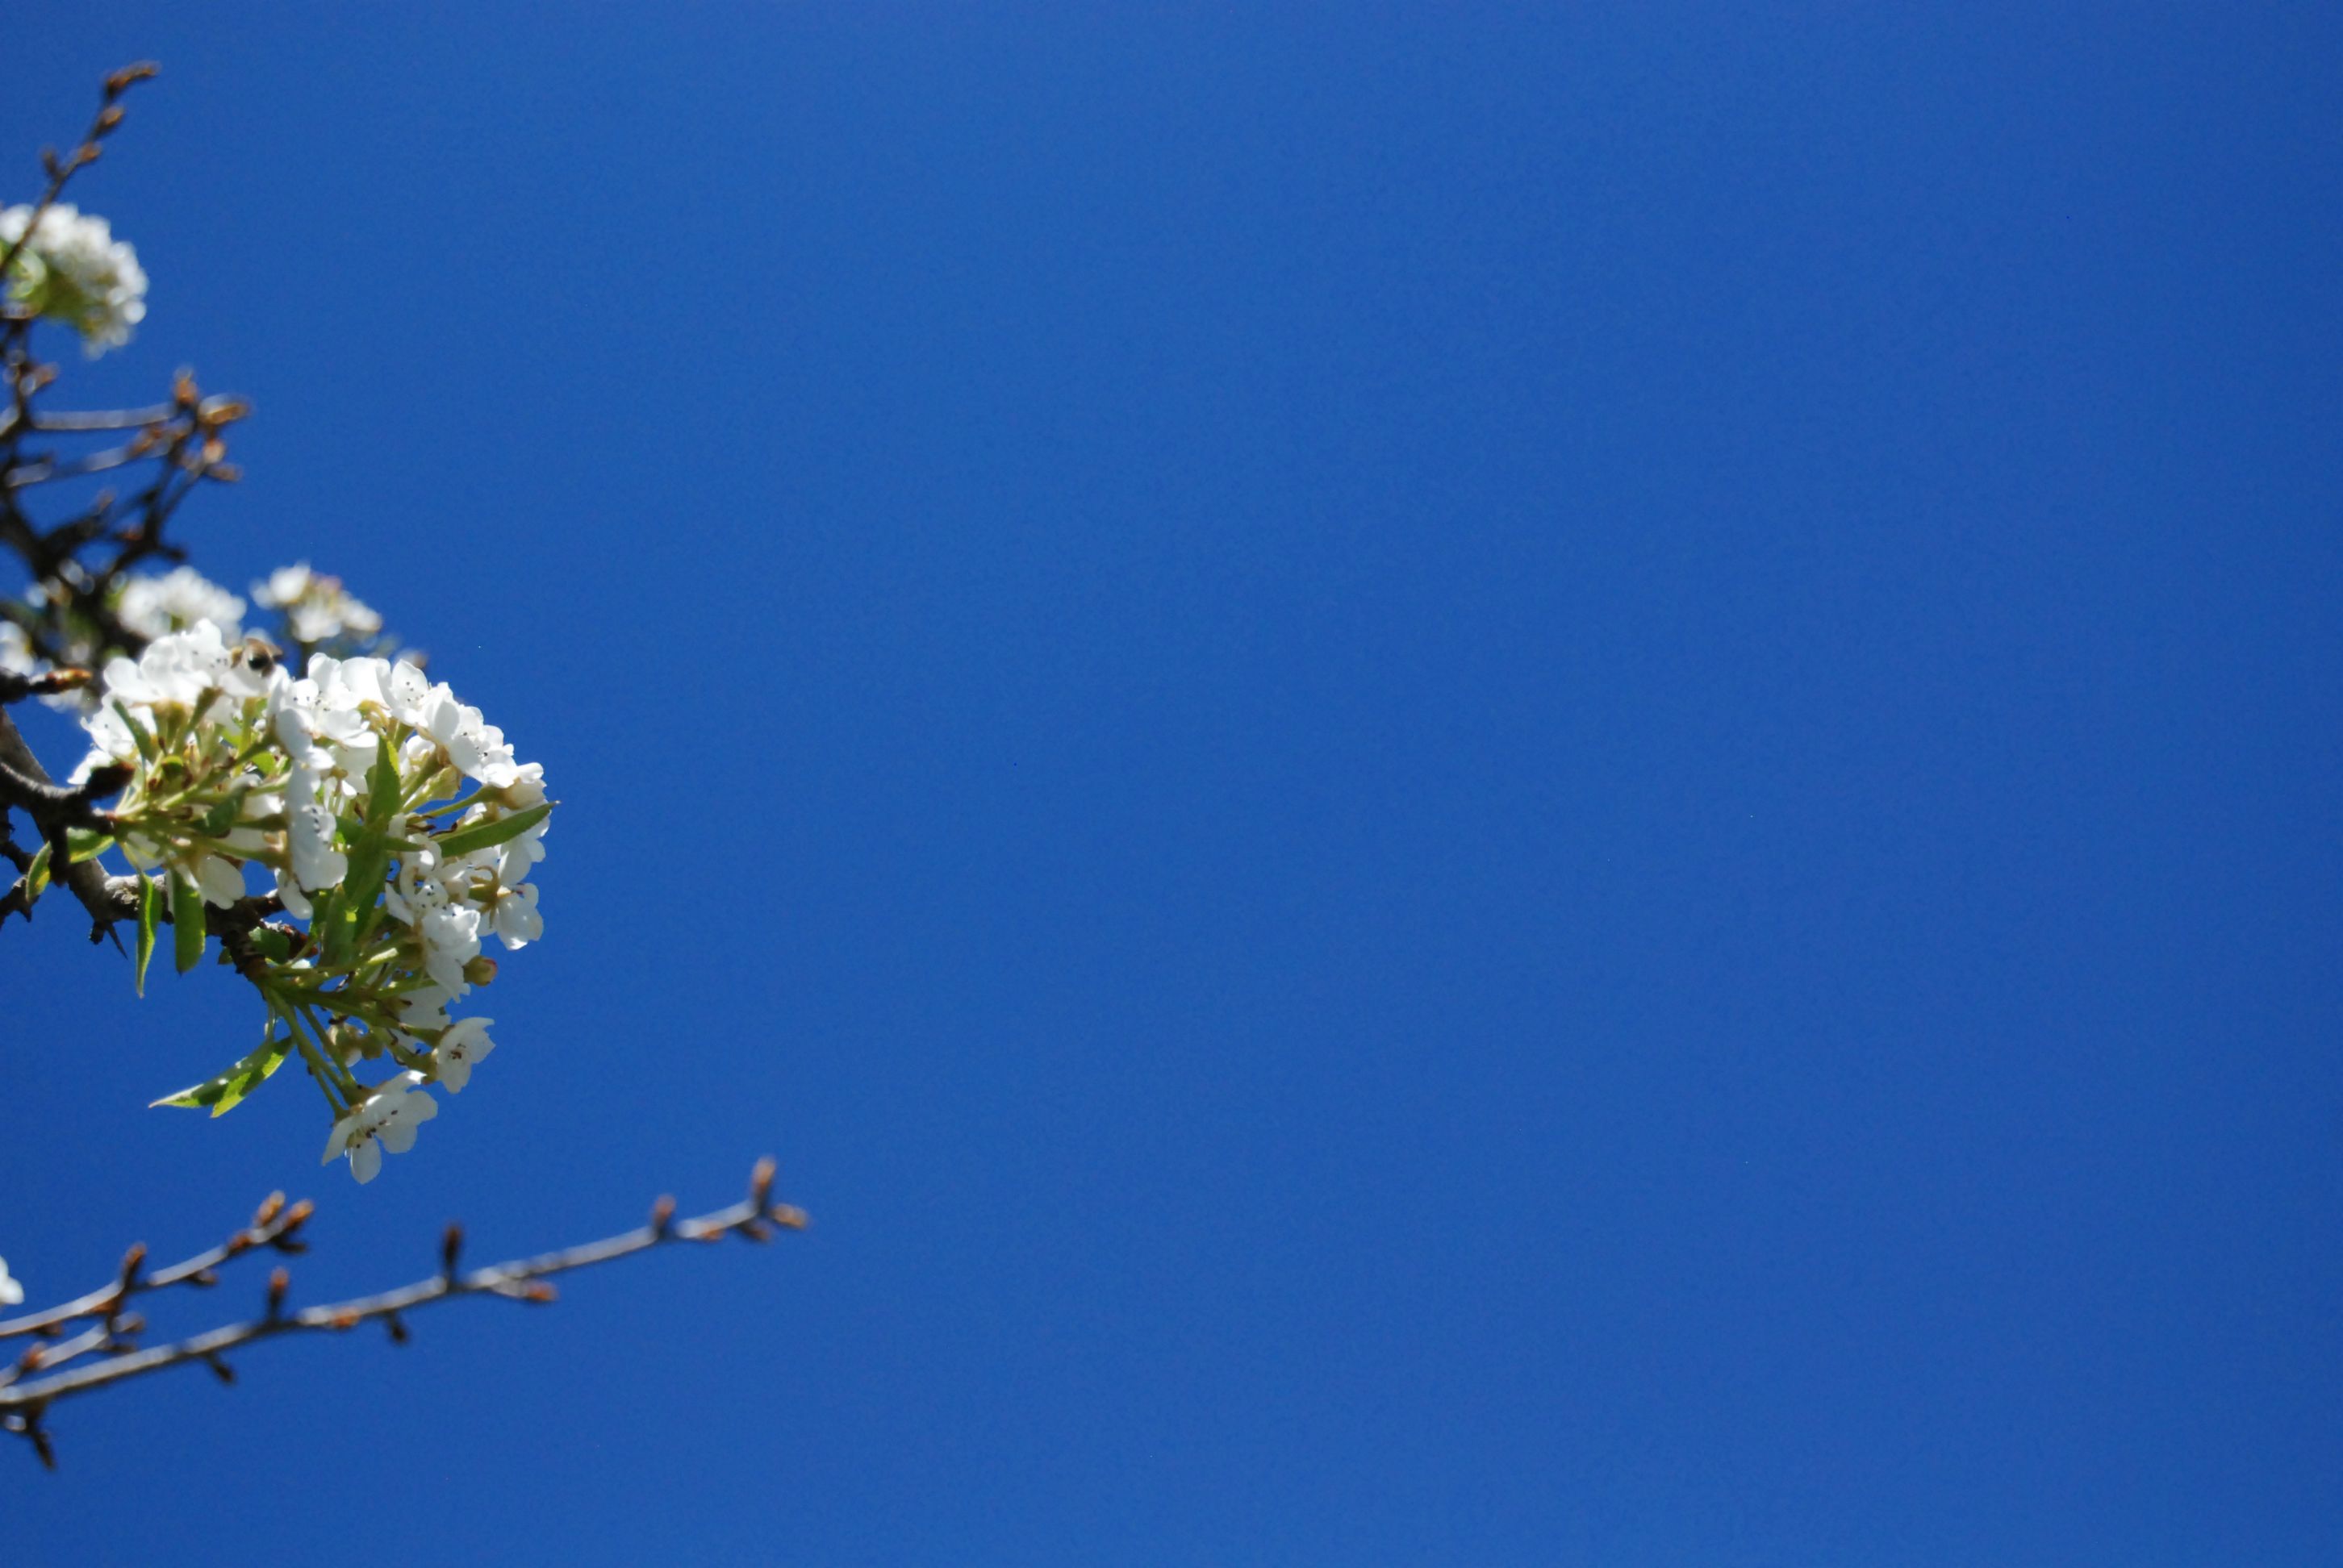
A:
286,797,347,893
396,983,455,1035
253,564,382,646
321,1071,439,1183
432,1017,495,1092
420,903,482,993
420,685,517,786
486,880,541,949
0,1254,22,1307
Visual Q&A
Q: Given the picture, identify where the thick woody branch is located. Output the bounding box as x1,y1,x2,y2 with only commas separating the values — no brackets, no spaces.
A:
0,1161,806,1466
0,707,123,930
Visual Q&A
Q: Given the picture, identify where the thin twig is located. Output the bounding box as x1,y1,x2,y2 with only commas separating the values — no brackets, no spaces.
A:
0,1190,311,1345
0,1161,805,1467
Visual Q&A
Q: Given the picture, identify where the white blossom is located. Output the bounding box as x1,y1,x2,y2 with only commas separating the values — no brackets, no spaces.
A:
432,1017,495,1092
396,983,455,1035
115,566,244,640
321,1071,439,1184
253,564,382,646
77,611,549,1157
0,1255,21,1307
482,879,541,949
0,203,148,356
420,684,517,787
0,620,36,678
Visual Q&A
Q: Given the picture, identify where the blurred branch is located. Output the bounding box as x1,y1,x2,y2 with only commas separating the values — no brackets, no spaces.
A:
0,62,157,290
0,1159,808,1468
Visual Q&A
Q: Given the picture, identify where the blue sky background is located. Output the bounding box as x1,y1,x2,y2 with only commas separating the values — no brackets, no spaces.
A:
4,5,2340,1562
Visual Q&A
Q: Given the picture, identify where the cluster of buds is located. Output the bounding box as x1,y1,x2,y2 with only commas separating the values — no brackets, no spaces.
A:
74,619,552,1182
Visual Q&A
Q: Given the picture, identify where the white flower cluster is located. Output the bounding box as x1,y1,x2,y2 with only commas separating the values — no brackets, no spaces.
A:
1,202,148,357
82,619,550,1182
253,564,382,648
115,565,246,640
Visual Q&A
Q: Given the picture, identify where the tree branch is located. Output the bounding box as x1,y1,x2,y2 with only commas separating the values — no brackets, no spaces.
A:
0,1159,807,1467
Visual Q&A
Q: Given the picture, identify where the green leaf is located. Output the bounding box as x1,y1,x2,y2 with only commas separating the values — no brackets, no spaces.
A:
170,869,207,973
21,840,52,907
111,699,157,765
67,828,115,862
323,853,378,967
432,801,553,859
199,794,240,837
150,1028,293,1116
134,872,159,996
365,742,402,828
248,924,293,962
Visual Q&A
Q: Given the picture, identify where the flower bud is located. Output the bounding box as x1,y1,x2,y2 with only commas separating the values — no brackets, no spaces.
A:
461,955,499,986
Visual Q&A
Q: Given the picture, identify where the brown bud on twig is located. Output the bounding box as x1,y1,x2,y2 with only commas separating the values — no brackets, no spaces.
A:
649,1195,675,1237
104,62,161,98
94,105,125,135
385,1312,409,1345
750,1156,777,1212
203,1353,234,1385
253,1192,285,1230
441,1223,464,1281
265,1267,288,1324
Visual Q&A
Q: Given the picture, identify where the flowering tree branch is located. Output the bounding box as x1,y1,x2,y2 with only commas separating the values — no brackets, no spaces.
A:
0,1160,808,1467
1,65,810,1464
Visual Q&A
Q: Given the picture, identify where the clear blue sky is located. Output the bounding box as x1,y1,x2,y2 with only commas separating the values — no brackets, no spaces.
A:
5,5,2340,1562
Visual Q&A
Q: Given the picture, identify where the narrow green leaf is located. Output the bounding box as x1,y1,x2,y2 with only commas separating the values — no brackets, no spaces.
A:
432,801,553,859
170,869,207,973
150,1028,293,1116
67,828,115,862
365,742,402,828
21,840,52,906
134,872,159,996
324,852,381,967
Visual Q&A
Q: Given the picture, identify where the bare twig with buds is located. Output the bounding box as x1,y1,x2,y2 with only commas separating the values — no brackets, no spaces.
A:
0,1159,807,1468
